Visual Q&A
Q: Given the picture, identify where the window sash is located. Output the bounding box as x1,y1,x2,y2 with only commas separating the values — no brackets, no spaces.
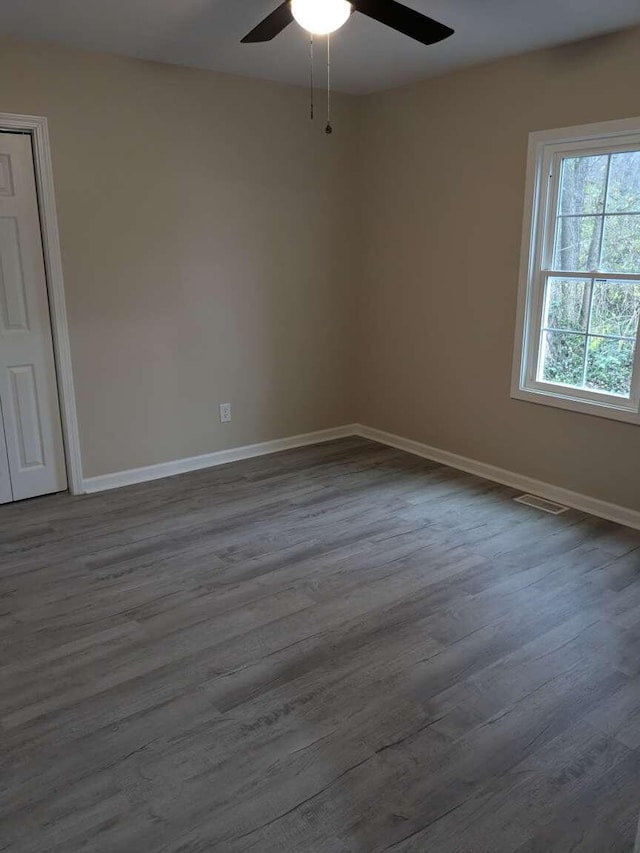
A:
556,211,640,219
521,136,640,413
525,270,640,409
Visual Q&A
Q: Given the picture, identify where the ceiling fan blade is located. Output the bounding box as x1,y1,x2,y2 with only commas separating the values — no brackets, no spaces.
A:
241,2,294,43
351,0,453,45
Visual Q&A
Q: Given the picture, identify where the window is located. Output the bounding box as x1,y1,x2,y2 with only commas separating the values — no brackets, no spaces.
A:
512,117,640,424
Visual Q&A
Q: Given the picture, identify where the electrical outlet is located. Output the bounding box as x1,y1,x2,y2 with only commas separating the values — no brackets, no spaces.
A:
219,403,231,424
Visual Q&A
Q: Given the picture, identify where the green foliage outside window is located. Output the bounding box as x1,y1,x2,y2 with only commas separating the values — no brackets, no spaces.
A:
540,151,640,396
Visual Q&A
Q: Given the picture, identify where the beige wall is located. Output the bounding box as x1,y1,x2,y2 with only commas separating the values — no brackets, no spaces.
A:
0,39,358,477
358,27,640,512
1,31,639,510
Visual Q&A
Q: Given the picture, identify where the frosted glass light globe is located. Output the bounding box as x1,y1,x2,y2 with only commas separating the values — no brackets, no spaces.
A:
291,0,352,35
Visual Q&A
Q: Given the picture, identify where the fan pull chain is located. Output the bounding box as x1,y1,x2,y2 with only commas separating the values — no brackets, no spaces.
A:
309,35,314,120
325,33,333,134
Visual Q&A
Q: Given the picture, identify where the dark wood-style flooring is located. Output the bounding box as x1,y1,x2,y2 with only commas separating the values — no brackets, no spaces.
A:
1,437,640,852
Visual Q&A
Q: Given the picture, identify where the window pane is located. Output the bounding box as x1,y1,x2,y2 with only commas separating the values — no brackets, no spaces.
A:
559,155,608,215
605,151,640,213
600,214,640,273
540,331,585,386
553,215,602,271
544,278,589,331
590,280,640,338
585,336,635,396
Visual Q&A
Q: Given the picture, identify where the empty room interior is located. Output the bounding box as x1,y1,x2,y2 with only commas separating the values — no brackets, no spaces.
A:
2,1,640,850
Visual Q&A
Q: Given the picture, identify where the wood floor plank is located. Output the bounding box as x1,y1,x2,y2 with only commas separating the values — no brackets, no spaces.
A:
1,437,639,852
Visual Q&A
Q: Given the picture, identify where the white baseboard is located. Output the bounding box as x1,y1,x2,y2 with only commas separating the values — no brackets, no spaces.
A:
353,424,640,532
82,420,640,532
82,424,358,494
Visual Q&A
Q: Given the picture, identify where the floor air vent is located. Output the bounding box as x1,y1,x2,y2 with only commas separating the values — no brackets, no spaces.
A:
513,494,569,515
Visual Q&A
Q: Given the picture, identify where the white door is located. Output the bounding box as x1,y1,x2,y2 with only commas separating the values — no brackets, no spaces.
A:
0,132,66,502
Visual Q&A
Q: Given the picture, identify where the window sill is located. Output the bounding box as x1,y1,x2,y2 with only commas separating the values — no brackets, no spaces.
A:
511,384,640,425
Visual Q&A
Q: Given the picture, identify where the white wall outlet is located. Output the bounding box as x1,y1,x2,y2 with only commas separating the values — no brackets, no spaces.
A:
219,403,231,423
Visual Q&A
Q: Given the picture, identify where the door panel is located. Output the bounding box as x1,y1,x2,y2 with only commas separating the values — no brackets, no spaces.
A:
0,217,30,330
0,132,66,501
0,395,12,504
9,365,45,468
0,153,15,196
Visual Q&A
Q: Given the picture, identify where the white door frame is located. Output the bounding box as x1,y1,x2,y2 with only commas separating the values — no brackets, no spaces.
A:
0,113,83,495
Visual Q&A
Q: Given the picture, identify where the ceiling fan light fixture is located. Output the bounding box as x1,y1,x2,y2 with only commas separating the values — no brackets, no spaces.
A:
291,0,352,36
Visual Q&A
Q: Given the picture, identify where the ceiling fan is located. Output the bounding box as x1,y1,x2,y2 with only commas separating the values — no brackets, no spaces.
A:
241,0,454,46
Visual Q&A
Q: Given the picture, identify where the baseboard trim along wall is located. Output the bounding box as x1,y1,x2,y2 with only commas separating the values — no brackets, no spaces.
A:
82,424,357,494
82,421,640,531
355,424,640,532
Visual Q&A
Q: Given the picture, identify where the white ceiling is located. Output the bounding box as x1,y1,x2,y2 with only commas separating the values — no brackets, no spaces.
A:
1,0,640,94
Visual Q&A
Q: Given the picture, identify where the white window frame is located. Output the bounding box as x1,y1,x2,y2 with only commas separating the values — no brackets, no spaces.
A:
512,116,640,425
